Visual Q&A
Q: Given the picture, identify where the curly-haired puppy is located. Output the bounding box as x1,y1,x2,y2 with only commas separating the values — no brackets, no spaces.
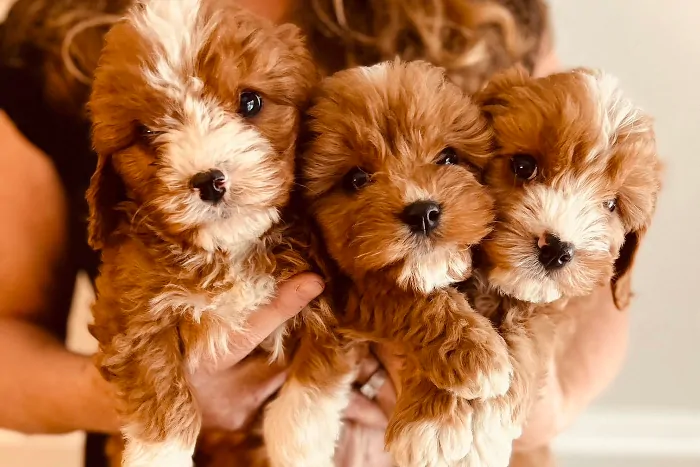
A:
264,60,511,467
459,67,663,466
86,1,317,466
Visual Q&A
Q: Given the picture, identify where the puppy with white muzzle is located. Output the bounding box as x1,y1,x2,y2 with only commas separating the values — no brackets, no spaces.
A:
86,1,317,466
264,60,512,467
459,67,663,466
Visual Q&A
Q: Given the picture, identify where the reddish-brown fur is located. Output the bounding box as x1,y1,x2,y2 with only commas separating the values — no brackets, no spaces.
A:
263,60,512,467
87,2,319,465
456,67,663,465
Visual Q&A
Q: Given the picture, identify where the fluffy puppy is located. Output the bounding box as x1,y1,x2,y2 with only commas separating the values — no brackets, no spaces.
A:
264,60,511,467
87,1,317,466
460,67,663,466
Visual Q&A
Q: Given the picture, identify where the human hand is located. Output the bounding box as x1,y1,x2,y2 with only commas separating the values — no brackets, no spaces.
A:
331,345,407,467
514,284,628,451
188,272,324,431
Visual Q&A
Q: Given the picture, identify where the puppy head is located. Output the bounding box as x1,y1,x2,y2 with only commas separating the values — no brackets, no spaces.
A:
87,0,317,252
302,60,495,294
476,67,662,307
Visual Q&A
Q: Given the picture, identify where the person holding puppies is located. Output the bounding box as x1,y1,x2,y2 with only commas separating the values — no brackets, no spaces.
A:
0,0,632,466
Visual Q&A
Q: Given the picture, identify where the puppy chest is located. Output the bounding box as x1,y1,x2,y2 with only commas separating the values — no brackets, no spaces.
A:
151,273,278,324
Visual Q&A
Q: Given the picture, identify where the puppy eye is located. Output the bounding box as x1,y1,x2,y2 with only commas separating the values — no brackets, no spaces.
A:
136,124,162,142
510,154,538,181
239,91,263,118
342,167,371,192
603,199,617,212
436,147,459,165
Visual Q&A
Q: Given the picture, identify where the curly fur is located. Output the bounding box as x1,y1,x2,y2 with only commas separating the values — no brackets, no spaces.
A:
263,60,510,467
87,1,318,465
455,67,663,467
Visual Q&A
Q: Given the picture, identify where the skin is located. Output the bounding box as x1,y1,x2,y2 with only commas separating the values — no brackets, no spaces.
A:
0,0,627,465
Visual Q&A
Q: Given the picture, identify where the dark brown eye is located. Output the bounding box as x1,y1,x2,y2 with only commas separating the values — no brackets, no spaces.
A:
510,154,538,180
436,147,459,165
136,124,161,142
239,91,263,118
604,199,617,212
342,167,371,192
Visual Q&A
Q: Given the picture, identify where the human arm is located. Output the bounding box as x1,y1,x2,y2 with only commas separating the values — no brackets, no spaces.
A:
0,115,323,434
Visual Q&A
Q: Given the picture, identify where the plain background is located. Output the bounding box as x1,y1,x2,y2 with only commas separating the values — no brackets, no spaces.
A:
0,0,698,466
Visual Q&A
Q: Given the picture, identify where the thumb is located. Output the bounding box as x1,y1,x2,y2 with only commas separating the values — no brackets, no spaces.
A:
226,273,325,361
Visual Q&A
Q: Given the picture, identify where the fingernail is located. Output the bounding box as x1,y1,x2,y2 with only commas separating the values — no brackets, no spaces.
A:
297,279,325,299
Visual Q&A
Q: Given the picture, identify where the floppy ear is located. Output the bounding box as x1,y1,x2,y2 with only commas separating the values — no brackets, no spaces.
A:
86,152,125,250
610,228,645,310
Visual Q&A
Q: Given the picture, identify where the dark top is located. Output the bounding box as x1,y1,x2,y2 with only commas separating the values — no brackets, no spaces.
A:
0,24,107,466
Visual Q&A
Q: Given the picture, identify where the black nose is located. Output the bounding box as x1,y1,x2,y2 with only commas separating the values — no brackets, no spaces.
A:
191,169,226,203
401,201,441,235
538,233,574,270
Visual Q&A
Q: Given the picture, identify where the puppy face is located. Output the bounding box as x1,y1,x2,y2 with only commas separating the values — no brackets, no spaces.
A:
87,0,316,253
302,61,495,294
476,68,662,305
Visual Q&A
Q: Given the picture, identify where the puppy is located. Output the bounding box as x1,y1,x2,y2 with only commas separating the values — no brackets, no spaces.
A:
86,1,317,466
264,60,511,467
459,67,663,466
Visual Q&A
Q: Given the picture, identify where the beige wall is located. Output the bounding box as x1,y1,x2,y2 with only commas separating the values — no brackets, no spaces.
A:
549,0,700,412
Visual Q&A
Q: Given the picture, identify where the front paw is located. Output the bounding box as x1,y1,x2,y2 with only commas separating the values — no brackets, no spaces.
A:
450,334,513,400
386,399,473,467
457,399,520,467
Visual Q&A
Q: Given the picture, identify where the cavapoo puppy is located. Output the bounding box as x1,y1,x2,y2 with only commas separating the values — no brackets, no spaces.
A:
264,59,511,467
86,1,317,466
459,67,663,466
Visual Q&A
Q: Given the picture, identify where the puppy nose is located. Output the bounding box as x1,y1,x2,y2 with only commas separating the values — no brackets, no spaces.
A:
401,201,441,235
191,169,226,203
538,233,574,270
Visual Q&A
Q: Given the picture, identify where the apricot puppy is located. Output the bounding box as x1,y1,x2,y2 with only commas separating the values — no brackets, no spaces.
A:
86,1,316,466
264,60,511,467
460,67,663,466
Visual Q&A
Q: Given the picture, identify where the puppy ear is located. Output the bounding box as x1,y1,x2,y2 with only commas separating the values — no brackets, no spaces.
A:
474,65,530,110
610,228,645,310
86,152,125,250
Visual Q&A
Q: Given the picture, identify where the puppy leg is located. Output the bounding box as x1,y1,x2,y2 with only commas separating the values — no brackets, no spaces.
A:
264,333,358,467
461,306,557,467
100,329,201,467
386,375,474,467
412,291,513,400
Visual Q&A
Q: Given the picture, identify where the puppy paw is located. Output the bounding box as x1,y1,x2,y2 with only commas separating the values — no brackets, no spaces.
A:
264,379,349,467
451,337,513,400
387,402,474,467
121,437,194,467
459,399,520,467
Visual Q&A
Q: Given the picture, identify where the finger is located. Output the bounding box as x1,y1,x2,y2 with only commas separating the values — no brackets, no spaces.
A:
344,391,388,429
225,273,324,362
372,343,404,393
230,356,289,415
373,375,397,418
355,356,380,384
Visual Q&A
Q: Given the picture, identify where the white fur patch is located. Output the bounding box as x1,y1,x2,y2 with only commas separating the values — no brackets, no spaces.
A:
578,69,643,162
149,272,277,371
121,435,194,467
463,401,522,467
388,408,474,467
522,183,609,252
264,375,355,467
398,246,470,294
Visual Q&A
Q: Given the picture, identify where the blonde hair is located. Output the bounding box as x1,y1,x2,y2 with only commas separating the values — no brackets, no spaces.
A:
1,0,127,117
297,0,548,94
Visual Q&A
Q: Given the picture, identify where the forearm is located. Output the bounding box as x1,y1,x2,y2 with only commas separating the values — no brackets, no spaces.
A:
0,318,119,434
515,285,629,450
